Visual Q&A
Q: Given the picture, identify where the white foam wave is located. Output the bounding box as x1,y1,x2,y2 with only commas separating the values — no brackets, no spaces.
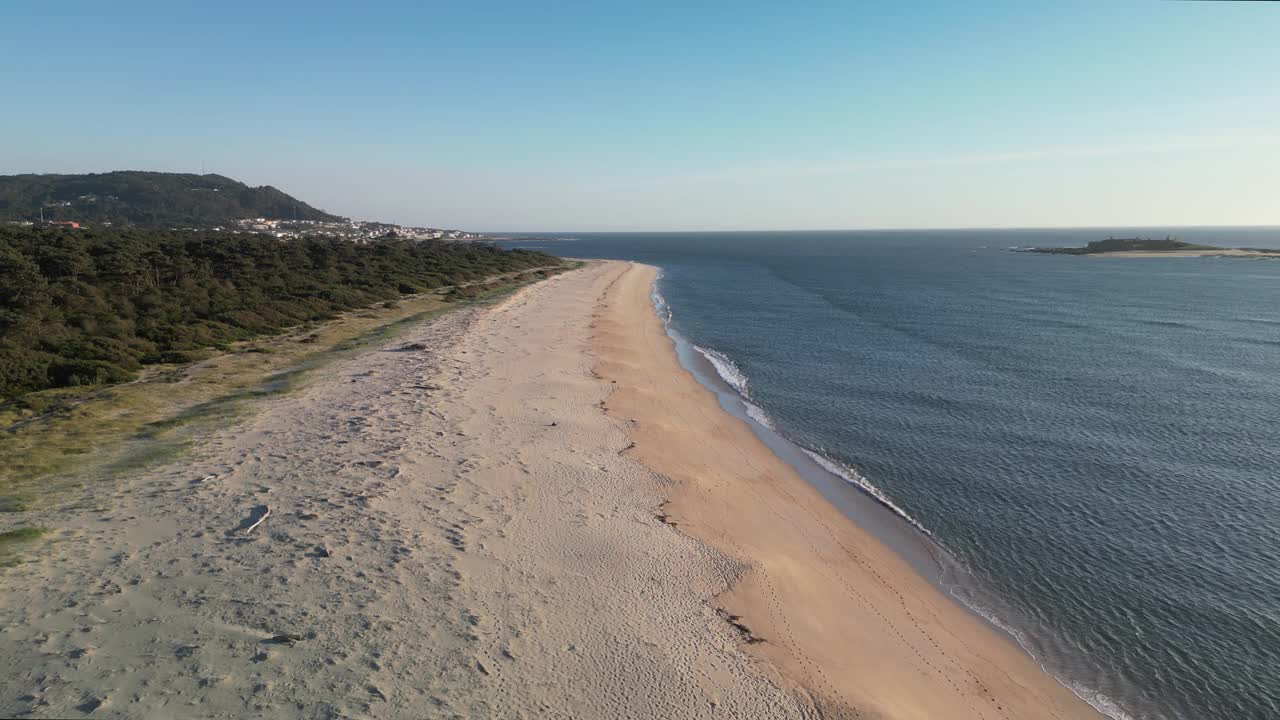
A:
799,447,934,538
652,292,672,323
744,401,774,429
656,290,771,430
693,337,933,541
1065,684,1140,720
694,345,750,397
948,588,1033,648
649,274,673,324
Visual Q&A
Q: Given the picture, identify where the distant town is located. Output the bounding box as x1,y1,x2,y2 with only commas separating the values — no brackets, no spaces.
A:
4,213,487,243
0,171,535,242
229,218,485,242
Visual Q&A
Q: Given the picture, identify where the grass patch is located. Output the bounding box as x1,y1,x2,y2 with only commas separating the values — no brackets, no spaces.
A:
0,526,47,566
0,493,35,513
0,526,46,544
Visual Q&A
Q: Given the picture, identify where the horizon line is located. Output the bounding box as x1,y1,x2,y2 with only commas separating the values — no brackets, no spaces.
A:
475,223,1280,235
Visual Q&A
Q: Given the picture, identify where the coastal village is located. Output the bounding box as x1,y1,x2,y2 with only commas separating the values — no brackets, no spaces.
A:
5,214,484,243
229,217,484,242
0,172,502,242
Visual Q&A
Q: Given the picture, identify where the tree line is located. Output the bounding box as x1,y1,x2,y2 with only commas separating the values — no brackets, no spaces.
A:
0,226,560,398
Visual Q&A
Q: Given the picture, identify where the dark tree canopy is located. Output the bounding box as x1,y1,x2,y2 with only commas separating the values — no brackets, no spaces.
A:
0,226,560,398
0,171,344,227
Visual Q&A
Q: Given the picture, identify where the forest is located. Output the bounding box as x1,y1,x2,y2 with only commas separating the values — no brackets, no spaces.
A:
0,226,560,398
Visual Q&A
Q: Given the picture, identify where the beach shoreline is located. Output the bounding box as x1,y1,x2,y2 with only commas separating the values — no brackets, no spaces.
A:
2,259,1103,719
595,261,1103,718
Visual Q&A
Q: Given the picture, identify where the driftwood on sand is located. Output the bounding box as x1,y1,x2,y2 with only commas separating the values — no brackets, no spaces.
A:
238,505,272,535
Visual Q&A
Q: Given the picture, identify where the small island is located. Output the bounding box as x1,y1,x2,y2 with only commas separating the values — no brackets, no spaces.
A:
1017,237,1280,258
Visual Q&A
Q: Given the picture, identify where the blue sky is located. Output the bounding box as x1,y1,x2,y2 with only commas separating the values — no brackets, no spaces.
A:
2,1,1276,230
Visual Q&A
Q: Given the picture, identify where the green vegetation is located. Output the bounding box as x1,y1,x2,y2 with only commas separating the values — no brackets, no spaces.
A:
0,224,560,399
1032,237,1217,255
0,526,45,543
0,526,46,565
0,171,343,226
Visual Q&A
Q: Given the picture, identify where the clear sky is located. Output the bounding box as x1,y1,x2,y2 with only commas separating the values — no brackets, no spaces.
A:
2,1,1276,231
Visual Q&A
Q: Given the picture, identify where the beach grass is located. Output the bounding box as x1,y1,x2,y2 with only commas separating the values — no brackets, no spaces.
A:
0,526,47,566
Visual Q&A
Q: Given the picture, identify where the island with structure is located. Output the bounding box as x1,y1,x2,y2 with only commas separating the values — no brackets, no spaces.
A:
1014,237,1280,258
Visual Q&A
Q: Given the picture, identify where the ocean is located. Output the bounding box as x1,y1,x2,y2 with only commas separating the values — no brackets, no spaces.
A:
500,229,1280,720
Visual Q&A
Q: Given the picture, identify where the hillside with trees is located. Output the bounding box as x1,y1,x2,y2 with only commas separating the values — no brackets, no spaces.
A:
0,172,344,227
0,225,560,398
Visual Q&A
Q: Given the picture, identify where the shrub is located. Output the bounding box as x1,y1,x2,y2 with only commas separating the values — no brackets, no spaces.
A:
46,359,135,387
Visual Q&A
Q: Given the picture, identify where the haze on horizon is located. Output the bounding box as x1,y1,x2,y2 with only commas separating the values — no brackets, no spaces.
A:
2,1,1276,232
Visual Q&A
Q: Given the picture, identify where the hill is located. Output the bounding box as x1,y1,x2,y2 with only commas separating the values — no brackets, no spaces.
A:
0,171,345,227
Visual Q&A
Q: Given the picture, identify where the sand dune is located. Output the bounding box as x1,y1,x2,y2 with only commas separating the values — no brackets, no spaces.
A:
1,260,1099,719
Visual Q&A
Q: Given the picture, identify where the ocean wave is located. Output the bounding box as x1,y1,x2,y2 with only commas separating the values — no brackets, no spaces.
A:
691,339,934,540
693,345,751,397
743,401,774,429
650,286,673,324
1242,316,1280,326
1065,684,1139,720
945,589,1138,720
798,447,935,538
690,338,933,538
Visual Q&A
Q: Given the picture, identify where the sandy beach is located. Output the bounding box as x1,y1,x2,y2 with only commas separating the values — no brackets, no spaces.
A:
1,260,1100,719
596,263,1101,719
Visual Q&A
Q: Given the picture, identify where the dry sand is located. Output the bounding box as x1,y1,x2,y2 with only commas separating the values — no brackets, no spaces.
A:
0,260,1101,719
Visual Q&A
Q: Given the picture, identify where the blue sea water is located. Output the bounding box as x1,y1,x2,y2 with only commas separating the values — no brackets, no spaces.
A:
502,229,1280,720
